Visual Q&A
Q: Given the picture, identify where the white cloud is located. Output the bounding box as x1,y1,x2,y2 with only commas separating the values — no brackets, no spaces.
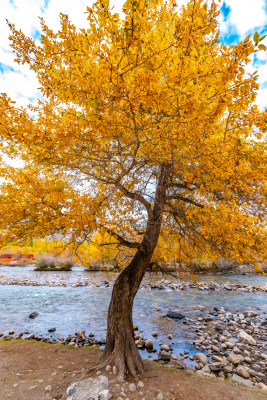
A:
221,0,267,37
256,87,267,109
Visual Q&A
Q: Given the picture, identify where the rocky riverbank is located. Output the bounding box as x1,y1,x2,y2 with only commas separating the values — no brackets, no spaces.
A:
1,306,266,391
1,341,266,400
0,274,266,293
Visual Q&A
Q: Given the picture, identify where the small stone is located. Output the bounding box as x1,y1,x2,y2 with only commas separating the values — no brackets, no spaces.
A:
9,330,15,335
129,383,136,392
133,325,138,330
137,381,144,388
212,355,223,362
209,362,225,372
152,331,158,337
194,353,209,365
258,382,267,390
231,374,253,387
160,344,171,352
236,366,250,379
157,393,164,400
160,350,171,361
202,365,211,374
145,339,153,349
238,330,256,346
113,384,121,394
106,365,111,372
96,371,101,376
29,386,36,390
223,365,233,373
168,334,173,339
29,311,38,319
228,352,243,365
26,334,35,340
45,385,52,392
233,347,241,354
48,328,56,332
165,311,185,320
112,366,117,374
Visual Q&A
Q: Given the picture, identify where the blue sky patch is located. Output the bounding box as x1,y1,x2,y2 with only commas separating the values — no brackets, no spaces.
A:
9,0,17,9
41,0,50,13
221,2,231,22
0,62,15,74
219,32,240,45
32,29,41,41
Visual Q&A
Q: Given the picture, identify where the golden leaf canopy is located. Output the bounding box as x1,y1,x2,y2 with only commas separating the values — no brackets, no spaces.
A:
0,0,266,263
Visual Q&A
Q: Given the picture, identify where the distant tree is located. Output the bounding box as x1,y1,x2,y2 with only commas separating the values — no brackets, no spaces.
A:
0,0,266,378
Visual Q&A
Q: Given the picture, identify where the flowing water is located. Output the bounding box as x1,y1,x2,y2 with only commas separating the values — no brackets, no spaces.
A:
0,266,266,362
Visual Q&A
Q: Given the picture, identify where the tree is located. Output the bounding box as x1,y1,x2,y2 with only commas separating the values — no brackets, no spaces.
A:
0,0,266,379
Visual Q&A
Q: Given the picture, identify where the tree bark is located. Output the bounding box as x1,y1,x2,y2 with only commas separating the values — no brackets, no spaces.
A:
102,164,169,379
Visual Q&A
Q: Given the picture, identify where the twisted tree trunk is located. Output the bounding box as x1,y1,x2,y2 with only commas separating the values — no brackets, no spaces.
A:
102,164,169,379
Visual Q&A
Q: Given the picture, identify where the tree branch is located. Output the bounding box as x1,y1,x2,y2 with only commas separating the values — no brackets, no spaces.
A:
103,226,140,249
116,184,153,219
149,261,178,278
166,195,204,208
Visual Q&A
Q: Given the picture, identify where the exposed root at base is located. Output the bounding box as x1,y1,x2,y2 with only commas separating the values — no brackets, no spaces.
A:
87,355,113,374
88,349,145,381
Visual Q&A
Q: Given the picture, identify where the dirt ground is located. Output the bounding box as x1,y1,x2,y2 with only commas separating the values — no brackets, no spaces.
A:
0,340,266,400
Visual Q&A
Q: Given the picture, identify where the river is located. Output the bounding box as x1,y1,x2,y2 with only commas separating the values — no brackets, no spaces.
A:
0,266,266,365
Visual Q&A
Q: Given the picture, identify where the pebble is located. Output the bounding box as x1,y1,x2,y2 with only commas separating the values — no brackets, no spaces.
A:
129,383,137,392
45,385,52,391
157,393,164,399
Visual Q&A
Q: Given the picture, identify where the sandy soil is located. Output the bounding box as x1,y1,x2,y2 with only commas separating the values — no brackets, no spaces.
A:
0,340,266,400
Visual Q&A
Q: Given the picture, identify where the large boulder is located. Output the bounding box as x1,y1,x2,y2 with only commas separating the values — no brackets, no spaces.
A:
67,376,109,400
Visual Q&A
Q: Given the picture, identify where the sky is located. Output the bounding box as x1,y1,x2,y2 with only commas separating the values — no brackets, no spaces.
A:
0,0,267,110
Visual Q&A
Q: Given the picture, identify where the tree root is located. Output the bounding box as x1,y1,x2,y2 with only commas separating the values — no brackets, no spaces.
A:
87,346,145,381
